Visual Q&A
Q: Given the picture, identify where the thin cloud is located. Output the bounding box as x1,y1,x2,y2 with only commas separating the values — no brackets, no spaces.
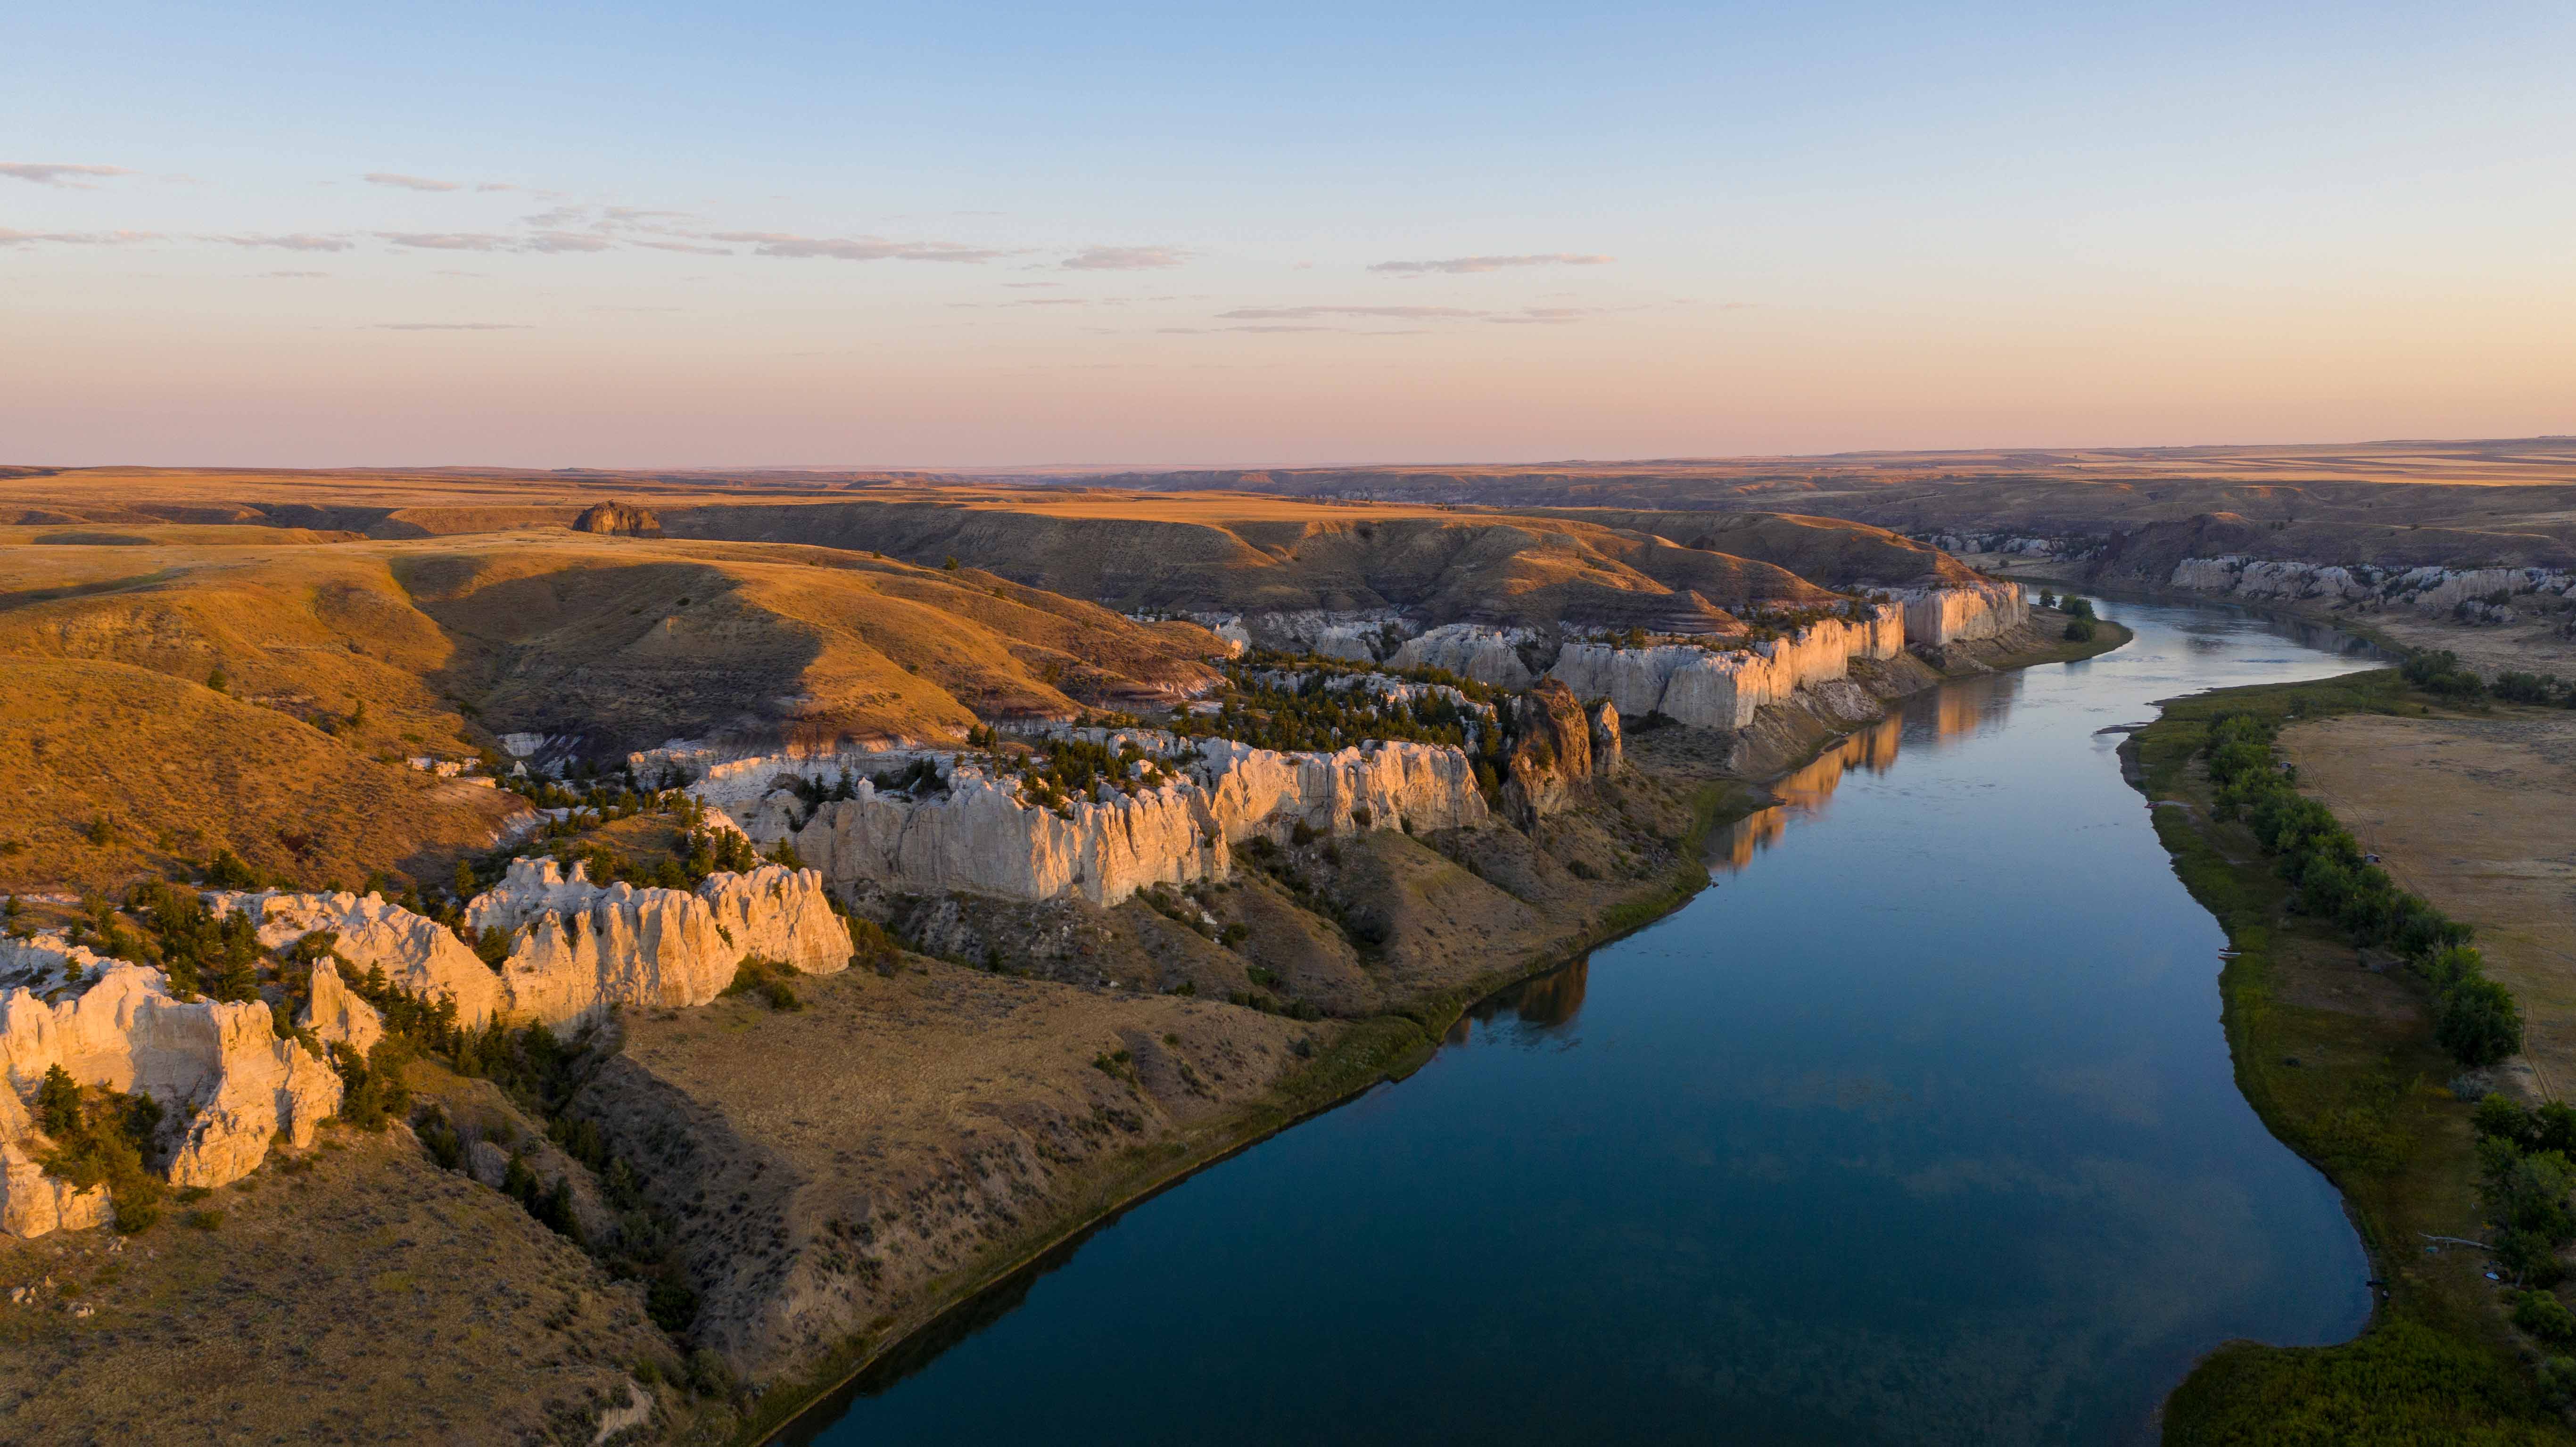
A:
0,162,136,189
377,231,506,251
1218,305,1486,321
0,228,161,247
366,172,461,192
708,230,1013,263
1007,297,1087,306
1003,281,1063,289
378,230,609,254
1486,307,1604,325
369,322,530,330
206,232,354,252
261,270,330,279
634,239,733,255
1369,253,1615,275
1060,245,1188,271
522,230,615,254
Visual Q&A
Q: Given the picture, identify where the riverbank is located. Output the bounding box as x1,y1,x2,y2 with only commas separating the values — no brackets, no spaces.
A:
2129,669,2576,1445
731,619,2130,1446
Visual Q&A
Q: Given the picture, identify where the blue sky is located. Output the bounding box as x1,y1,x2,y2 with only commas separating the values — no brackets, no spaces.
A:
6,1,2572,465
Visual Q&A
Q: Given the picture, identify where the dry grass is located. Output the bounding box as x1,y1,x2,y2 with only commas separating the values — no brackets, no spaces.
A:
2282,707,2576,1104
0,1128,676,1447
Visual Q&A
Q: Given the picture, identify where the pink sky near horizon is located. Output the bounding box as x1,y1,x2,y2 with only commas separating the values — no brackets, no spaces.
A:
8,3,2573,468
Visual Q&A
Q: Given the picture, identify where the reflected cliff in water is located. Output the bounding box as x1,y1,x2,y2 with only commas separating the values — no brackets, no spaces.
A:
1449,959,1592,1043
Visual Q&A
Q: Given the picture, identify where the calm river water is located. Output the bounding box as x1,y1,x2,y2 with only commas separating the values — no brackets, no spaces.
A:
790,598,2380,1447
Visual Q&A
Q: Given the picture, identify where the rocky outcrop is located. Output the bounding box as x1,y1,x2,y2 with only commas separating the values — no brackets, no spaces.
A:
1546,606,1903,731
299,960,385,1055
735,732,1490,906
2167,557,2575,623
1588,700,1622,775
0,1141,111,1238
466,861,850,1029
1499,682,1594,826
218,890,506,1027
571,500,662,536
1387,624,1540,689
696,868,856,975
1225,608,1410,662
1892,580,2027,645
0,931,113,995
0,963,341,1211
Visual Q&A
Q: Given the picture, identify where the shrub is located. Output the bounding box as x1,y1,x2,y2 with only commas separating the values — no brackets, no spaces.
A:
2435,976,2525,1068
204,849,264,890
2063,618,2097,642
33,1069,166,1233
328,1038,413,1131
721,954,805,1012
687,1347,737,1399
2516,1291,2576,1346
648,1278,700,1332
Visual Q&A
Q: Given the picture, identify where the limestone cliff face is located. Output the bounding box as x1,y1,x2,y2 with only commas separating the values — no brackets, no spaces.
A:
739,733,1490,906
1547,606,1904,731
0,1141,110,1238
466,861,851,1029
0,962,340,1214
2169,557,2575,623
1893,579,2027,645
1499,681,1594,826
699,868,855,975
1387,624,1540,689
219,890,506,1027
770,767,1227,909
1589,700,1623,775
299,960,385,1054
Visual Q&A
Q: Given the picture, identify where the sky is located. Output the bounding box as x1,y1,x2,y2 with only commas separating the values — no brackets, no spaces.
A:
6,1,2574,468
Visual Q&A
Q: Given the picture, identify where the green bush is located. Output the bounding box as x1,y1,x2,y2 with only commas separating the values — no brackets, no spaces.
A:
721,955,805,1012
2515,1291,2576,1347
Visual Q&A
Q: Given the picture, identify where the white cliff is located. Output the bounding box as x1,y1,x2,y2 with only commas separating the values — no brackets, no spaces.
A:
0,1141,111,1238
1546,606,1904,731
0,962,341,1206
1892,580,2028,645
217,890,505,1027
465,861,851,1029
729,732,1490,906
299,960,386,1055
2169,557,2574,622
1387,624,1540,689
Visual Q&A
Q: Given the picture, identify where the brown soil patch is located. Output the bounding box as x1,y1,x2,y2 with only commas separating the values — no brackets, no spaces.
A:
2282,709,2576,1100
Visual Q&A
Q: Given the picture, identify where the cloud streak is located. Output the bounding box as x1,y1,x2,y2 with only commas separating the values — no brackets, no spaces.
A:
0,228,161,247
706,230,1013,262
206,232,354,252
1218,305,1487,320
1369,252,1615,275
365,172,461,192
369,322,530,330
0,162,136,189
1060,245,1188,271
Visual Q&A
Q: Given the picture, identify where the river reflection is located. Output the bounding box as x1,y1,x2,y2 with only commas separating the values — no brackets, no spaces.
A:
791,598,2381,1447
1449,959,1592,1043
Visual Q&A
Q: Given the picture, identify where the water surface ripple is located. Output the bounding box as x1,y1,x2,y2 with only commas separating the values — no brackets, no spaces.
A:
793,600,2379,1446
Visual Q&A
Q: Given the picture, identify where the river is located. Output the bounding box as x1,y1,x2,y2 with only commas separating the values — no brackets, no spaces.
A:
785,598,2381,1447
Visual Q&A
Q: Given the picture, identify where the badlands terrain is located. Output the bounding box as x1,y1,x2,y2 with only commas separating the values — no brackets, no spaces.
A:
0,464,2083,1443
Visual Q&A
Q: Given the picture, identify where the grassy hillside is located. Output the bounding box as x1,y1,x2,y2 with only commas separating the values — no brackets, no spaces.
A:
656,498,1842,627
0,527,1225,895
